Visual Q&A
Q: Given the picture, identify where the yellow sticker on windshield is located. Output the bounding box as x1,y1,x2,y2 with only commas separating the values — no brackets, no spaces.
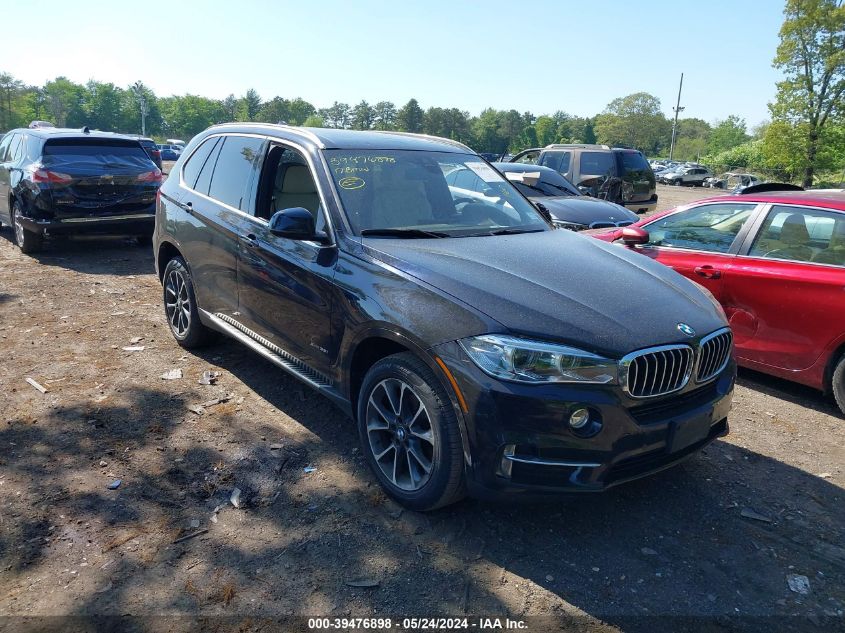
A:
339,176,366,190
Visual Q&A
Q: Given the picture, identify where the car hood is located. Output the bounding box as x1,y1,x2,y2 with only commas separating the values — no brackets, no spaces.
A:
539,196,639,225
362,230,728,358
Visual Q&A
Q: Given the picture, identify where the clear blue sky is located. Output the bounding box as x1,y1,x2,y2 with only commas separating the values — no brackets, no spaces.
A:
6,0,785,127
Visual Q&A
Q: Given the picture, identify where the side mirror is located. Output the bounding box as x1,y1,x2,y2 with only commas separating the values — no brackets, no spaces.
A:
269,207,325,242
620,226,649,247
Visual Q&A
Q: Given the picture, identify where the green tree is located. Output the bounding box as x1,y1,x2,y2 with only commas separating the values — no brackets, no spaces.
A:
351,100,375,130
770,0,845,186
43,77,85,127
302,113,325,127
256,96,291,124
244,89,262,121
222,94,238,122
396,98,424,132
319,101,350,128
707,115,749,155
287,98,315,125
594,92,670,154
672,117,711,161
0,72,24,131
534,115,556,146
372,101,397,130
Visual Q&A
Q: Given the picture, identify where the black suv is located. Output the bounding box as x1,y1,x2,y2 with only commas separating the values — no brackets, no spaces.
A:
510,144,657,213
155,124,734,510
0,127,162,253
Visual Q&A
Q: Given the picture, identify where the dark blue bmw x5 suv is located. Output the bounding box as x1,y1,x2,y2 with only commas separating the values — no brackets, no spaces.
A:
154,124,734,510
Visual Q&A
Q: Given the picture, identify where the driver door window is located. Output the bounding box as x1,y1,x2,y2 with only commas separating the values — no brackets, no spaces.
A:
645,203,756,253
255,145,326,232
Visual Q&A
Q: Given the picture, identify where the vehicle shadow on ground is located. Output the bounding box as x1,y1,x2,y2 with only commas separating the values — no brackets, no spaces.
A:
0,231,155,276
2,348,843,632
737,367,842,418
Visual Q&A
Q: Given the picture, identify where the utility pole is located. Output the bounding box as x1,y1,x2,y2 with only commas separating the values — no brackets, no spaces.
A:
132,81,148,136
669,73,684,161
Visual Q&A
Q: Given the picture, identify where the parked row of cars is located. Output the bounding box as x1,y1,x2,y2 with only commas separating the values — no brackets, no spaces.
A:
2,122,843,511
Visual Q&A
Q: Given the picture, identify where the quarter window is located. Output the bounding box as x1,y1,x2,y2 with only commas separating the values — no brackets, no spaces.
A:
207,136,265,211
194,139,223,196
749,206,845,266
539,151,571,174
181,137,220,189
0,134,13,162
644,203,756,253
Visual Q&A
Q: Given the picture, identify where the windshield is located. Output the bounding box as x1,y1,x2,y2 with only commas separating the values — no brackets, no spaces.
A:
326,149,548,237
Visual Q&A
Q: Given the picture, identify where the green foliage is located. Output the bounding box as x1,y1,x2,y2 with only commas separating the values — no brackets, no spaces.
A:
707,115,749,155
396,99,424,133
594,92,671,154
770,0,845,186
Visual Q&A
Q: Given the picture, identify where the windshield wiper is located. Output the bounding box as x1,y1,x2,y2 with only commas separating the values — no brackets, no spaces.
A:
360,228,451,238
477,228,546,236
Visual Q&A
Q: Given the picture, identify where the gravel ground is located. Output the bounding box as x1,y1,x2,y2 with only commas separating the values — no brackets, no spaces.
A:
0,178,843,633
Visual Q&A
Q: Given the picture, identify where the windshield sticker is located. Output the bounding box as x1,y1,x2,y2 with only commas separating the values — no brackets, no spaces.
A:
466,162,502,182
339,176,366,190
330,155,396,166
334,165,370,175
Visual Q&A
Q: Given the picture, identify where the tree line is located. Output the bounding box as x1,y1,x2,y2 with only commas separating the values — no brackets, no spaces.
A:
0,75,765,159
0,0,842,185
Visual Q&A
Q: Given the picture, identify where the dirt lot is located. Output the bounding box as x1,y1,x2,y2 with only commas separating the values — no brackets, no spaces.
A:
0,181,843,633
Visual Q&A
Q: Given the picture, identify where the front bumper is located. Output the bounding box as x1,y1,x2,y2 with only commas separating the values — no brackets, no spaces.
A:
433,341,734,497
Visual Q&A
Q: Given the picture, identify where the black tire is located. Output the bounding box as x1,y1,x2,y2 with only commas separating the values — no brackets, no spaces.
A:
673,179,682,186
11,201,42,254
357,352,466,511
832,354,845,415
162,256,216,348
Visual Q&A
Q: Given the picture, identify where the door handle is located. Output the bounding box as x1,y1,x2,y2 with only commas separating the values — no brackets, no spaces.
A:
694,265,721,279
180,200,193,214
241,233,260,248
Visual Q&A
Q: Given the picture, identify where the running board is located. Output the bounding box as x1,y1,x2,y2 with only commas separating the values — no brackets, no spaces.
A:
200,310,333,390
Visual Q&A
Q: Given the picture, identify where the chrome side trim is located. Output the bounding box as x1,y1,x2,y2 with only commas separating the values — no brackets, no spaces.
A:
201,310,332,389
60,213,155,223
504,454,602,468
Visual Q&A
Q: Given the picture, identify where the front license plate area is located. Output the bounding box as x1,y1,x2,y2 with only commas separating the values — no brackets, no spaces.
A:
668,411,713,453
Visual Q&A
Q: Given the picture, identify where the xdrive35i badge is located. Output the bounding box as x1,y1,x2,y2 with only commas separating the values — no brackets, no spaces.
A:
677,323,696,337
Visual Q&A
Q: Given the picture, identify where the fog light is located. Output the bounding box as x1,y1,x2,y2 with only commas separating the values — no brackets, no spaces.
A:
569,408,590,429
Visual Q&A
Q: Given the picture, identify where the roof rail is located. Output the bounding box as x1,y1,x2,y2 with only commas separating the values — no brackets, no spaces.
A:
378,130,473,152
209,122,326,148
545,143,611,150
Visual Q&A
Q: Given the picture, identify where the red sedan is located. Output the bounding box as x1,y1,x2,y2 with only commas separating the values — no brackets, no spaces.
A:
590,190,845,413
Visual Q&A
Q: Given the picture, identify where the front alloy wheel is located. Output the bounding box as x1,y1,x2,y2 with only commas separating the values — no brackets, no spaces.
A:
357,353,465,510
366,378,436,491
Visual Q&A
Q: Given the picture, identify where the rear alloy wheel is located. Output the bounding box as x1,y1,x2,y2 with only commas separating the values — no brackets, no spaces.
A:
831,354,845,415
162,256,215,348
673,179,682,187
11,201,42,254
357,353,465,510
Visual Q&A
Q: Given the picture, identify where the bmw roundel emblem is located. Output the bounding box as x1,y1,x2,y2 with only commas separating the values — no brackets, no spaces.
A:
677,323,696,337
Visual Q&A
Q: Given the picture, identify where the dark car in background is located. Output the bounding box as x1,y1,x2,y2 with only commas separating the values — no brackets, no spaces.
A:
510,144,658,213
490,162,639,230
129,135,163,169
154,123,734,510
0,127,163,252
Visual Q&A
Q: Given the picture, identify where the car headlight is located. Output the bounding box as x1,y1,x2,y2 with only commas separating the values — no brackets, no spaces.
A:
552,220,589,231
459,334,618,384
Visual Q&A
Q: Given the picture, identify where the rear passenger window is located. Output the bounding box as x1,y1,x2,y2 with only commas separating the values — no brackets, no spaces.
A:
579,152,615,177
750,206,845,266
207,136,265,211
182,137,220,190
